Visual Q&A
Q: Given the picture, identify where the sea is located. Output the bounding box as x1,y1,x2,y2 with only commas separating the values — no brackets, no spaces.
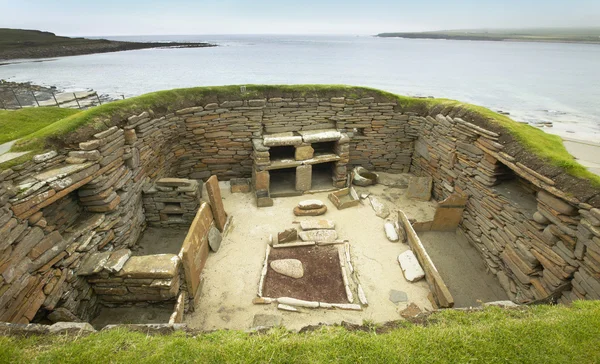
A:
1,34,599,141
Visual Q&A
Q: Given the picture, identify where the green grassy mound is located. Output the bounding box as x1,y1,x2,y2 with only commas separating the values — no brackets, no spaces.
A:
1,302,599,363
0,107,79,145
2,85,598,187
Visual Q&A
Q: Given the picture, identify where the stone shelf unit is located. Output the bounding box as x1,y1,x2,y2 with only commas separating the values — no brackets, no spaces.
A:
251,129,349,204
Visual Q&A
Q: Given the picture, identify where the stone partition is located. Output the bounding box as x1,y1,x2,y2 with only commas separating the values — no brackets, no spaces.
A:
0,86,599,325
142,178,202,226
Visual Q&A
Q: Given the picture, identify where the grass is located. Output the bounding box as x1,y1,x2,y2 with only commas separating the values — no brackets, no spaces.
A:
0,107,80,144
0,302,599,363
2,84,598,187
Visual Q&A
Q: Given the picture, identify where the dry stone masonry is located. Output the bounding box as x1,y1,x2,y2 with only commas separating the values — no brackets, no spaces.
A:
0,86,599,325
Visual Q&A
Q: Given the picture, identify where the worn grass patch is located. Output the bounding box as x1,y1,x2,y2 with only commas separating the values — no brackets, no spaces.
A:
0,302,599,363
0,107,80,145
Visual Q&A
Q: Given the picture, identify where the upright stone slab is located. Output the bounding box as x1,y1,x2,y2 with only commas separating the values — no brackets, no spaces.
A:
430,192,468,231
296,165,312,191
205,175,228,232
406,176,433,201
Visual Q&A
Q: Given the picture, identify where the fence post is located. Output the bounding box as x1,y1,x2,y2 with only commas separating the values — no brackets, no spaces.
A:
73,93,81,109
11,89,22,108
0,98,6,110
52,92,60,107
31,90,40,107
95,92,102,105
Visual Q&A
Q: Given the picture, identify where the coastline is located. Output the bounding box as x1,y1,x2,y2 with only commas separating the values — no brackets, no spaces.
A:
0,41,216,61
376,33,600,45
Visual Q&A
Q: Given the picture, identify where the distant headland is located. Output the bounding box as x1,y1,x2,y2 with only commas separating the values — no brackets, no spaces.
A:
0,28,215,61
376,27,600,44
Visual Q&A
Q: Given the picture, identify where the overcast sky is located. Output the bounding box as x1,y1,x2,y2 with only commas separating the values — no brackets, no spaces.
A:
2,0,600,36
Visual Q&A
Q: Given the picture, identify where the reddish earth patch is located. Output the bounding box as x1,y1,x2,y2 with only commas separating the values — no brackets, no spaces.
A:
263,245,346,303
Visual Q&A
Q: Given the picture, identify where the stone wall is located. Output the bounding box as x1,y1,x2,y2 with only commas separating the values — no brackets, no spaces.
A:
0,86,599,324
142,178,202,227
410,113,600,304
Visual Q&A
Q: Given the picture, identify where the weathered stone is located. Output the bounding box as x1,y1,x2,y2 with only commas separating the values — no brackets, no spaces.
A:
389,289,408,303
78,251,112,276
118,254,180,279
296,165,312,191
384,221,399,242
533,211,550,225
263,132,303,147
251,314,282,329
277,303,300,312
368,195,390,218
156,178,192,187
300,219,335,230
270,259,304,278
47,308,81,323
103,249,132,273
298,229,337,243
398,250,425,282
538,190,577,216
33,151,57,163
295,145,314,160
298,200,324,210
208,224,222,252
400,302,423,318
254,170,270,191
406,176,433,201
49,322,95,334
293,205,327,216
298,129,341,143
205,176,228,232
277,228,298,243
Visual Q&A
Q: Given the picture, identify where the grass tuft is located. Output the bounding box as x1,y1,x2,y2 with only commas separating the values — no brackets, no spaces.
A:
0,302,599,363
0,107,79,145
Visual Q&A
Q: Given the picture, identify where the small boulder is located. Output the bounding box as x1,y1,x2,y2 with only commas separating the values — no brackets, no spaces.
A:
270,259,304,278
384,221,399,242
208,225,222,252
369,196,389,219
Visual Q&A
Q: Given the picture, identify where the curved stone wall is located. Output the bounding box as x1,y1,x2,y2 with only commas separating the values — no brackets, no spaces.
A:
0,86,598,323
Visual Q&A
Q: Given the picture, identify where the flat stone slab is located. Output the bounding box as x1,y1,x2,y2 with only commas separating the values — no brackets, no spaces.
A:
398,250,425,282
297,129,341,143
298,229,337,243
156,178,193,187
300,219,335,230
263,132,303,147
298,199,324,210
406,176,433,201
369,196,390,219
384,221,399,242
277,228,298,243
208,225,222,252
78,251,112,276
389,289,408,304
103,249,132,273
270,259,304,278
252,314,282,329
118,254,180,279
33,162,94,183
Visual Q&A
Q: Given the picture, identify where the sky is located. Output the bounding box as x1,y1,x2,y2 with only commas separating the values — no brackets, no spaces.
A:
1,0,600,36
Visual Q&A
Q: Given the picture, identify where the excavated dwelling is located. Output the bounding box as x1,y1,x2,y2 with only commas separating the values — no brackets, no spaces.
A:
0,85,599,331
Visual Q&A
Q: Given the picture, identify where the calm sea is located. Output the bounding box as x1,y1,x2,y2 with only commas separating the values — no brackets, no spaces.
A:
1,35,599,140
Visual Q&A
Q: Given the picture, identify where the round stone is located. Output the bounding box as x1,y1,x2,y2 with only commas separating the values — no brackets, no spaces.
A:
270,259,304,279
293,205,327,216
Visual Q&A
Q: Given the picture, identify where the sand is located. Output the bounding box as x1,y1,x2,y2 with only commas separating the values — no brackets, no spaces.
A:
185,174,437,331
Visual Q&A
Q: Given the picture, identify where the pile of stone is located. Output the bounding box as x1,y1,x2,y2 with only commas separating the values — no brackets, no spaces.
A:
79,252,181,304
293,199,327,216
142,178,202,227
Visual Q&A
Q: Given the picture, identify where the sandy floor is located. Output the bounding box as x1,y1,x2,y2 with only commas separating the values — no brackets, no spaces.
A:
419,231,508,308
561,138,600,176
186,173,437,331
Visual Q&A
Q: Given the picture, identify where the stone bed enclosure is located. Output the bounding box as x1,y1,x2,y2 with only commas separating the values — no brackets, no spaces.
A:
0,85,599,326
